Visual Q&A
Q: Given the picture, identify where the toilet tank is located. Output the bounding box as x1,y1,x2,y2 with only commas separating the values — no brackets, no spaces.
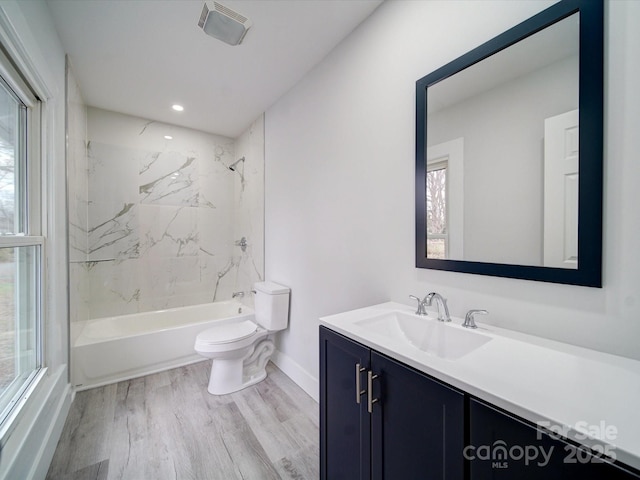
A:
254,281,290,331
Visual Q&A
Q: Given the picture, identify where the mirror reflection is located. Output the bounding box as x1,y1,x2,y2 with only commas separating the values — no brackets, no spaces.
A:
425,13,579,268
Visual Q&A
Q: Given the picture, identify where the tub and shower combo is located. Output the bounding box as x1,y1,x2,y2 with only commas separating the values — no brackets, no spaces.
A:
71,282,290,393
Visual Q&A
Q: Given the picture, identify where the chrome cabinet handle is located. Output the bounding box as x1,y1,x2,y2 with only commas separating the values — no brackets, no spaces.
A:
367,370,379,413
355,363,366,404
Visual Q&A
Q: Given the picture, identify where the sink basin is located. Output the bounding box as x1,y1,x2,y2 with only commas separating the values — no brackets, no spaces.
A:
355,311,491,360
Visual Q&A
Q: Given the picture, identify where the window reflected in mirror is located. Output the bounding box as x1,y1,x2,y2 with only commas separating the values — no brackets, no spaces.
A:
426,162,448,259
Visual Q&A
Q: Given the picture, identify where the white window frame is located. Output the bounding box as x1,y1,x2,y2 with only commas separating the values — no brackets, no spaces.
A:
0,42,46,443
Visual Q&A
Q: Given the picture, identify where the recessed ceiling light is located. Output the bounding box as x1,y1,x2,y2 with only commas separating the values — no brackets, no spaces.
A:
164,135,173,140
172,104,184,112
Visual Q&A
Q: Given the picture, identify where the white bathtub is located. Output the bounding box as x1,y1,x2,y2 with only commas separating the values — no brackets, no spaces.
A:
71,300,254,391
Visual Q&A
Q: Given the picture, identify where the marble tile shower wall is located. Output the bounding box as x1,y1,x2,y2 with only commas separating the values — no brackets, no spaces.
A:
232,114,265,299
71,108,264,319
66,62,89,331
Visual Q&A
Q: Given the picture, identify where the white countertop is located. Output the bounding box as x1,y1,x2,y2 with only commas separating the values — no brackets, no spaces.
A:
320,301,640,471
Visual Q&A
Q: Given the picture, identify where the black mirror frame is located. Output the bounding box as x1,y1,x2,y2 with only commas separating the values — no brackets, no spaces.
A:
415,0,603,287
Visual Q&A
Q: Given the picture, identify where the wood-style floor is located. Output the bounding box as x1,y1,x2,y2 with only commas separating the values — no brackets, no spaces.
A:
46,361,319,480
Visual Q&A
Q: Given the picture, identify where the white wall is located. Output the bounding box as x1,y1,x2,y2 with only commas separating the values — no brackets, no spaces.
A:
265,0,640,399
0,0,71,478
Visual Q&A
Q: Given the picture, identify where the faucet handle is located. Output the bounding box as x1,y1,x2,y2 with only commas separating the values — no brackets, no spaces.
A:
463,309,487,329
409,295,427,316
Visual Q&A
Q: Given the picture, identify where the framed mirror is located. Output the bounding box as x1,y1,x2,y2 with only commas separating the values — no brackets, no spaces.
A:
415,0,603,287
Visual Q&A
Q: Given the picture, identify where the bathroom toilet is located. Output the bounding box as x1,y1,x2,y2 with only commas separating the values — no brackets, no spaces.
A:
194,281,290,395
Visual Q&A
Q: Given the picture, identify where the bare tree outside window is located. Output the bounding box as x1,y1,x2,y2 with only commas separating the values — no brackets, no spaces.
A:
0,92,17,234
426,165,447,259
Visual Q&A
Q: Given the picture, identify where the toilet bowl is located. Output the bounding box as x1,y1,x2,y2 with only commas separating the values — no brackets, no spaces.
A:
194,281,290,395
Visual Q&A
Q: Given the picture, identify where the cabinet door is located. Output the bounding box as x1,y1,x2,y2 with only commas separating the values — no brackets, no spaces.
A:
469,398,640,480
370,351,465,480
320,326,371,480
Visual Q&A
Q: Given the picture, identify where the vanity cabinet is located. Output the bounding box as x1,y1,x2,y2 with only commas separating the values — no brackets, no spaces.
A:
320,326,465,479
320,325,640,480
469,399,640,480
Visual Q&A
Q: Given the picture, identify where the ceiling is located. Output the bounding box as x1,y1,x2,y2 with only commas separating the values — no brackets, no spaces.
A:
46,0,383,138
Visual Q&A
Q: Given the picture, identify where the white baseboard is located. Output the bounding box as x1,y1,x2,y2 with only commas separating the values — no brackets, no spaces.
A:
271,350,319,402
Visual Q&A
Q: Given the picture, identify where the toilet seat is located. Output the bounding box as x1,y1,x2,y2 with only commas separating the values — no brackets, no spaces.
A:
194,320,266,355
196,320,258,345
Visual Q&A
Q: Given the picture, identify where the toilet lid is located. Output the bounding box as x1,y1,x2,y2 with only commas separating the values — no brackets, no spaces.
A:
196,320,258,345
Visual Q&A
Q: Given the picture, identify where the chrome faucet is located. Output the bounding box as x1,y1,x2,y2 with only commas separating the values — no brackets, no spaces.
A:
462,309,487,329
232,291,245,299
424,292,450,322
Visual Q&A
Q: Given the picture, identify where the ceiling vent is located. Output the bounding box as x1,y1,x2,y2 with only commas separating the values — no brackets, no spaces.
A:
198,1,252,46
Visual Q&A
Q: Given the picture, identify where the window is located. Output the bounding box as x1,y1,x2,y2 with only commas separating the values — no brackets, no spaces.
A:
426,159,448,259
0,47,43,432
425,138,463,261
